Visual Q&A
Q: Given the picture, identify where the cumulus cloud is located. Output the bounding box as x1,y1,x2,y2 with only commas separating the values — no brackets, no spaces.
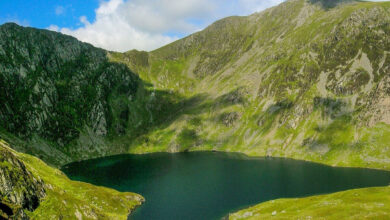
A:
50,0,284,52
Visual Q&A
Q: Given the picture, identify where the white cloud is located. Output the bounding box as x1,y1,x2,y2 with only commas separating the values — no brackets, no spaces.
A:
49,0,285,52
47,25,59,31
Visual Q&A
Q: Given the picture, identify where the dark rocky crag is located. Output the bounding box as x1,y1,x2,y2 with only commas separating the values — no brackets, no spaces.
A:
0,142,45,219
0,23,142,165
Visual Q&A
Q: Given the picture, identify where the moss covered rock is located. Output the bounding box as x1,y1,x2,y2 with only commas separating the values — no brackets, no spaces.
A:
0,141,45,219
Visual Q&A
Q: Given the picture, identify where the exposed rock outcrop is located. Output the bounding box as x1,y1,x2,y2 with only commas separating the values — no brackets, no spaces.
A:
0,141,45,219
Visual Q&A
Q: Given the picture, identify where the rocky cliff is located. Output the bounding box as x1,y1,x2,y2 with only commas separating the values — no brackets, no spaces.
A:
0,23,148,165
0,141,45,219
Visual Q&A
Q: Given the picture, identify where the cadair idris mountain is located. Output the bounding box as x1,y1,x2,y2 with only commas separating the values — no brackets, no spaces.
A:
1,0,390,218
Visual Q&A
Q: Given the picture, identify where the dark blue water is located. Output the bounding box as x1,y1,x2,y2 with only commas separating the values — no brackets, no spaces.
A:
61,152,390,220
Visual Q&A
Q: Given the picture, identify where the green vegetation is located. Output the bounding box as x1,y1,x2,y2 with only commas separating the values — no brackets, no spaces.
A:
230,186,390,219
0,140,143,219
109,0,390,173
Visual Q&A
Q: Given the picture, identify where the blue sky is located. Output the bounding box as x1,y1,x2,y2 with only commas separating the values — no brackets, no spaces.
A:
0,0,99,29
0,0,387,52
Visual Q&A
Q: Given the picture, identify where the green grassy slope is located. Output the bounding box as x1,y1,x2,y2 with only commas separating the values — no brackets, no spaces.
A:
0,140,144,219
230,186,390,219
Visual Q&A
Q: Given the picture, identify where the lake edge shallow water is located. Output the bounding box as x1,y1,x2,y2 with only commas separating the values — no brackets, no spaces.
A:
64,150,390,172
62,152,390,220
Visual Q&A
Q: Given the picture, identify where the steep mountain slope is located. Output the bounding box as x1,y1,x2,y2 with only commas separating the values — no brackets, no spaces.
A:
0,22,139,165
112,0,390,170
0,140,45,219
0,23,185,166
0,140,143,219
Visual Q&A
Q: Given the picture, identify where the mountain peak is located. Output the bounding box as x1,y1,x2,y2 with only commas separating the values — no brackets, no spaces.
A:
0,22,20,29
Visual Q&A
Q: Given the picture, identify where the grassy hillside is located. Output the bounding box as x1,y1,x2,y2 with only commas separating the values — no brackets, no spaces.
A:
111,0,390,171
230,186,390,219
0,140,143,219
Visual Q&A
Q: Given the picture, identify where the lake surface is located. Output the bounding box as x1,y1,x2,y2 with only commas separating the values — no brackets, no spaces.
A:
62,152,390,220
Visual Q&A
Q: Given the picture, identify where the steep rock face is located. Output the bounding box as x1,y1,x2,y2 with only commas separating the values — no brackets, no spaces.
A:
0,141,45,219
0,23,142,165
